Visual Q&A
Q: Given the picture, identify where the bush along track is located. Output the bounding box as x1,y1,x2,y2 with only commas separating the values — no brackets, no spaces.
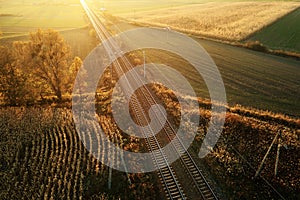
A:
151,83,299,199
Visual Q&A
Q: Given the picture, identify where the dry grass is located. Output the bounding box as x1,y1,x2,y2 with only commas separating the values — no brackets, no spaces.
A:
118,2,300,41
151,82,300,198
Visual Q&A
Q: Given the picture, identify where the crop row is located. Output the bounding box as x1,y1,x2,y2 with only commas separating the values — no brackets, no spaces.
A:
0,107,122,199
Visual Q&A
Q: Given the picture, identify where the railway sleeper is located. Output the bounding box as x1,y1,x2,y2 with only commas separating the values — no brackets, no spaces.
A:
155,157,166,163
170,193,185,200
161,167,172,172
200,186,209,192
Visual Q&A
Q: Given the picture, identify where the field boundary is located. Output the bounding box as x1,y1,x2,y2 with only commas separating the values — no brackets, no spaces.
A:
119,18,300,60
242,6,300,42
0,25,89,40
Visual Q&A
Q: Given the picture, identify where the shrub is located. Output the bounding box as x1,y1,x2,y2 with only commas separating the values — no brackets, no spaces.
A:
244,41,269,53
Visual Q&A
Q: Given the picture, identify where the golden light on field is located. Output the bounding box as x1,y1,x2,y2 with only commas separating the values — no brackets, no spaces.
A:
117,2,300,41
0,0,300,200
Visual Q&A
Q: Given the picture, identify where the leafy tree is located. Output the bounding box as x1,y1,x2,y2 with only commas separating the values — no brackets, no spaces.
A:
22,29,73,102
13,41,42,102
1,30,82,105
70,56,89,116
69,56,86,93
0,46,29,105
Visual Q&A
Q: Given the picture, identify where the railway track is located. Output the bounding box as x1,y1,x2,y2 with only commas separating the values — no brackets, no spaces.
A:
80,0,218,199
136,85,218,200
127,84,187,199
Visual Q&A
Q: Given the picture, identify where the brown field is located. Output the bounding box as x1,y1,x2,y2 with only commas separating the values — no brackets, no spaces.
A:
1,1,299,199
152,83,300,199
1,84,299,199
117,2,300,41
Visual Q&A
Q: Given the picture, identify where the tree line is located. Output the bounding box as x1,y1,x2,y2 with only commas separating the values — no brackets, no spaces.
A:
0,29,83,105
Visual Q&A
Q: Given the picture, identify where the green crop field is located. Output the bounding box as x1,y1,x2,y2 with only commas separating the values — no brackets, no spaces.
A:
132,38,300,117
0,27,98,60
0,0,87,38
0,0,97,59
248,7,300,52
